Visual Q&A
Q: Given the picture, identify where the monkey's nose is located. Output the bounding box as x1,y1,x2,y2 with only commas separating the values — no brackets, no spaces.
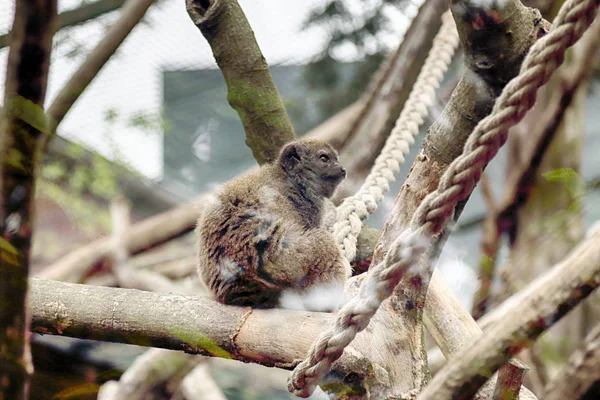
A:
340,167,347,177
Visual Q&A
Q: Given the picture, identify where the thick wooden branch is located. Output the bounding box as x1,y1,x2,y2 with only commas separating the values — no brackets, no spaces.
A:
0,0,56,397
186,0,296,164
360,0,543,394
29,276,424,397
424,271,536,400
98,348,199,400
416,228,600,400
44,0,158,146
0,0,128,49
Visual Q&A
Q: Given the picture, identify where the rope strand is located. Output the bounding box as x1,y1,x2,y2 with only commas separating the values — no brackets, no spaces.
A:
292,0,599,396
332,11,459,262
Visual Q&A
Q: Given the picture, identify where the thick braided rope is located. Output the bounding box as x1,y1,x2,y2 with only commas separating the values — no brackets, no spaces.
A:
290,0,599,397
412,0,599,234
332,11,459,262
288,228,429,397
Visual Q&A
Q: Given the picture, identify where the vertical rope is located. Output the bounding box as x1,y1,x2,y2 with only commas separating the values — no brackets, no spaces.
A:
332,11,459,262
293,0,599,396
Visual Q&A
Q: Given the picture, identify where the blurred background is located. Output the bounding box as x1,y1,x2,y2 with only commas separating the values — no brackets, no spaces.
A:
1,0,599,398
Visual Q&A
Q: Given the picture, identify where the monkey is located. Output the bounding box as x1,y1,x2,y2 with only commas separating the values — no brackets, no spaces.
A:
195,139,351,311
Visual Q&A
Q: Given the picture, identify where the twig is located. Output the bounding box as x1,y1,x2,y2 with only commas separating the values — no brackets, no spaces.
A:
107,198,190,293
44,0,158,149
472,172,501,320
493,359,529,400
37,194,209,282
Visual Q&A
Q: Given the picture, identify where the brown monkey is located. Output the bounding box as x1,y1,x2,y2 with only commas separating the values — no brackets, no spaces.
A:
196,139,350,310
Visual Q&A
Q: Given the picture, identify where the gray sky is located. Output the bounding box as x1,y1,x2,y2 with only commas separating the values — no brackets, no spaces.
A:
0,0,415,179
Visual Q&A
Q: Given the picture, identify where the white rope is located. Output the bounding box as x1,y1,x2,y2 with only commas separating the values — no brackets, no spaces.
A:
332,11,459,262
291,0,599,397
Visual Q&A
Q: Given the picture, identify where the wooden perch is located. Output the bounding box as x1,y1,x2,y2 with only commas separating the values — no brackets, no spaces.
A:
29,275,434,397
416,227,600,400
186,0,296,164
0,0,56,397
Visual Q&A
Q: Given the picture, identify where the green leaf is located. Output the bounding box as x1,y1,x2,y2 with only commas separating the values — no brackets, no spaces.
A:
542,168,584,198
6,95,54,134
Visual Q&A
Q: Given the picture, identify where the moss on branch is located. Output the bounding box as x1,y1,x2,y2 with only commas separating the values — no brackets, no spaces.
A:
186,0,296,164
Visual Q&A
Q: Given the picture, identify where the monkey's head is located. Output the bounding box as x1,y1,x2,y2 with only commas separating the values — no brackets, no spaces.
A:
278,140,346,198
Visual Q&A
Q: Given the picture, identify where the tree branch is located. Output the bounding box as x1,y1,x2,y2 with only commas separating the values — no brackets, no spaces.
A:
37,195,209,282
358,0,543,393
424,271,537,400
471,173,500,320
29,275,432,398
44,0,158,149
417,227,600,400
97,348,199,400
186,0,296,164
0,0,56,397
493,359,529,400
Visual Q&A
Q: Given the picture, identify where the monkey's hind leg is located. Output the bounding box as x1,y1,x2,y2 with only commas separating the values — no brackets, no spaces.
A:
270,228,350,312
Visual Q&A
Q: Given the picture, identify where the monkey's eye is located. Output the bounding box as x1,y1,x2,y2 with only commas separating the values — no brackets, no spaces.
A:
320,154,329,162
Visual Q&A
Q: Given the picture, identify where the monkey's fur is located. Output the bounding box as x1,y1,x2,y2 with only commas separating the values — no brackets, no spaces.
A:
196,139,351,310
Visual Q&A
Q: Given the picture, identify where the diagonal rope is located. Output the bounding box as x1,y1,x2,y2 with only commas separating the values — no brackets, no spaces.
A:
291,0,599,397
332,11,459,262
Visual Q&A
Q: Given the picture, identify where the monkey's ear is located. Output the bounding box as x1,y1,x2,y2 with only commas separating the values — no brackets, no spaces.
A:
280,142,304,172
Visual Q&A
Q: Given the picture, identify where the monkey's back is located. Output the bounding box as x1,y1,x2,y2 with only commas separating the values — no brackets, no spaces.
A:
196,168,295,307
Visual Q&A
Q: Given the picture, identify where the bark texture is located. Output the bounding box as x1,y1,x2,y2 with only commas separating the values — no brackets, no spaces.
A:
186,0,296,165
364,0,543,394
0,0,56,397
